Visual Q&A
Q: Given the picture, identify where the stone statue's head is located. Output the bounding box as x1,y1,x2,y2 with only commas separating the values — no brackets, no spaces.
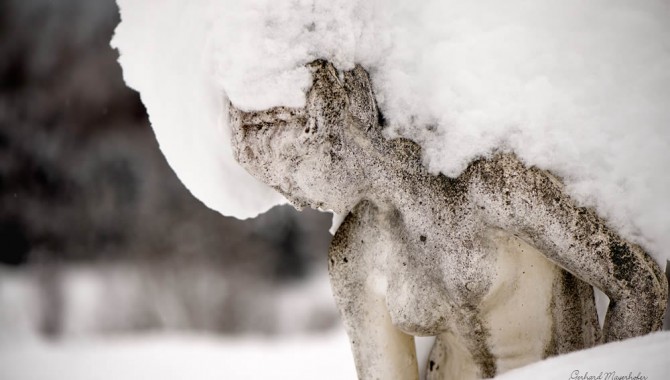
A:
229,60,380,213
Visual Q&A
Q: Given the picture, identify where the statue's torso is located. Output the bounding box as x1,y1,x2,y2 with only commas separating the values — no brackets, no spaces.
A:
369,166,600,378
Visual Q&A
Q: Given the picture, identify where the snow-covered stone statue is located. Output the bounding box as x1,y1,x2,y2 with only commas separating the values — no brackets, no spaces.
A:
229,60,667,379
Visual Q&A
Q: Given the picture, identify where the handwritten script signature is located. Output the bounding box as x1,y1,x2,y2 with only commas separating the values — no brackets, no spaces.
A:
569,370,648,380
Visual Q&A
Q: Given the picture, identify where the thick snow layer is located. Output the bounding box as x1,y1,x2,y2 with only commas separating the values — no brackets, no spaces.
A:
496,331,670,380
112,1,670,264
2,331,669,379
111,0,286,219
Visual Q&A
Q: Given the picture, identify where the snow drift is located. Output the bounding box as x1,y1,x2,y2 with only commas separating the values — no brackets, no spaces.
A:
112,0,670,266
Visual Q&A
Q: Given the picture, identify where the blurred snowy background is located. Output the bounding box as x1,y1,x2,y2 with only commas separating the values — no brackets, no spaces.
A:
2,1,670,379
0,1,358,378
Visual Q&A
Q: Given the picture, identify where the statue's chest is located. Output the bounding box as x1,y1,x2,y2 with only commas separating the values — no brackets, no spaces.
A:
383,237,496,336
385,271,454,335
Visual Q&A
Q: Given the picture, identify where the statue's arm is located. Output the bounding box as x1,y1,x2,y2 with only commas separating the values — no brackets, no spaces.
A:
471,154,667,342
329,201,419,380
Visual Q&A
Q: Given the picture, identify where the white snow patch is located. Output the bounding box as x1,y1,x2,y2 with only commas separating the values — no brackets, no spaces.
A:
329,212,346,235
113,0,670,264
111,0,285,219
495,331,670,379
0,331,357,380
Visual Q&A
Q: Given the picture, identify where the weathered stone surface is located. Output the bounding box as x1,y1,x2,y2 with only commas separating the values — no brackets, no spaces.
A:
229,60,668,379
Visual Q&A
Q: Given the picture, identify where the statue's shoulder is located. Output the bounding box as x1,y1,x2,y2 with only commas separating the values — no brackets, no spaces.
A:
329,200,380,272
383,137,425,174
462,151,565,190
465,151,526,176
332,200,375,239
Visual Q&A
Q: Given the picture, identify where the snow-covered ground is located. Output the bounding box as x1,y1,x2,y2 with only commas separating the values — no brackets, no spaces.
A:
2,331,668,379
0,332,356,380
